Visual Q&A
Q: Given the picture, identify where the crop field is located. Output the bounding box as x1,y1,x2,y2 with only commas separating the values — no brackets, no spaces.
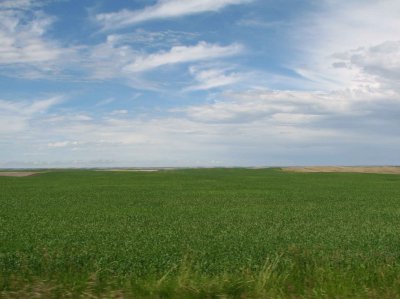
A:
1,168,400,298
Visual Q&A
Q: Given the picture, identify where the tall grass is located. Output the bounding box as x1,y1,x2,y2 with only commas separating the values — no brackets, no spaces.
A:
2,253,400,298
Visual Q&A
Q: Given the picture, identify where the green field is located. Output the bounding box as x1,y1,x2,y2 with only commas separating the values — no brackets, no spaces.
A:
1,169,400,298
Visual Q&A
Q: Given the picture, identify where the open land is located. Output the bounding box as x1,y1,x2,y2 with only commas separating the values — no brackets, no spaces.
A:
1,168,400,298
282,166,400,174
98,169,160,172
0,172,39,177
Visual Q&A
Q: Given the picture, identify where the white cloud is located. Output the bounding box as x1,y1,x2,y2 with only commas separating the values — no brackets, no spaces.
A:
290,0,400,91
237,18,284,29
2,0,400,167
186,66,244,90
0,0,64,10
2,84,400,167
96,0,252,30
0,2,79,80
109,110,129,115
176,84,400,137
85,35,139,80
96,98,116,107
84,37,243,90
48,141,76,148
46,114,93,122
124,42,243,73
179,90,342,123
0,0,36,10
0,96,62,115
0,10,61,64
0,3,242,88
332,41,400,87
105,30,200,49
271,113,321,124
81,37,163,90
0,96,63,134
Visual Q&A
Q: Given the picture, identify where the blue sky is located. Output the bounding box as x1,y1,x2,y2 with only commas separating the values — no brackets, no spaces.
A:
0,0,399,167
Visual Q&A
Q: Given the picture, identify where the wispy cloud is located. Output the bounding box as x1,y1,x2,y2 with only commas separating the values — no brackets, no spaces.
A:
105,30,200,50
124,42,243,73
0,2,79,80
95,97,116,107
0,96,62,115
82,36,244,91
2,82,400,167
2,0,400,167
0,10,60,64
0,2,243,89
0,96,63,134
177,74,400,126
0,0,43,10
48,140,79,148
237,18,285,29
84,35,139,80
186,66,244,90
0,0,66,10
96,0,252,30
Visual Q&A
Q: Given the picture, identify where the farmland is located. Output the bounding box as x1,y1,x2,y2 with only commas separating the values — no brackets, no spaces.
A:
1,168,400,298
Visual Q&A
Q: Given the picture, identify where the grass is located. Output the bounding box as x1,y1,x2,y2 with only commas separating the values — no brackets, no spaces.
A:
1,168,400,298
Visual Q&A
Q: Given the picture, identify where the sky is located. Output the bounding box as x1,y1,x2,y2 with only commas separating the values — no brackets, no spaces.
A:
0,0,399,168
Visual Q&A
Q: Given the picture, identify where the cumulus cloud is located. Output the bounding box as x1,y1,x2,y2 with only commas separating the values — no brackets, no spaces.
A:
96,0,252,30
291,0,400,90
333,41,400,87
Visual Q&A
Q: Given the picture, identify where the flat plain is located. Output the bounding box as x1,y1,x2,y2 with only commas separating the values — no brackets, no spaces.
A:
0,172,39,177
282,166,400,174
1,168,400,298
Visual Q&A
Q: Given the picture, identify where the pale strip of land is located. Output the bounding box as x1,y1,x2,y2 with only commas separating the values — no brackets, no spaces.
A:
98,169,159,172
0,172,39,177
282,166,400,174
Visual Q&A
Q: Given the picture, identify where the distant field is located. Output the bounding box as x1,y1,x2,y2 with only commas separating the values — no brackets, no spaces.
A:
283,166,400,174
1,169,400,298
0,172,39,177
